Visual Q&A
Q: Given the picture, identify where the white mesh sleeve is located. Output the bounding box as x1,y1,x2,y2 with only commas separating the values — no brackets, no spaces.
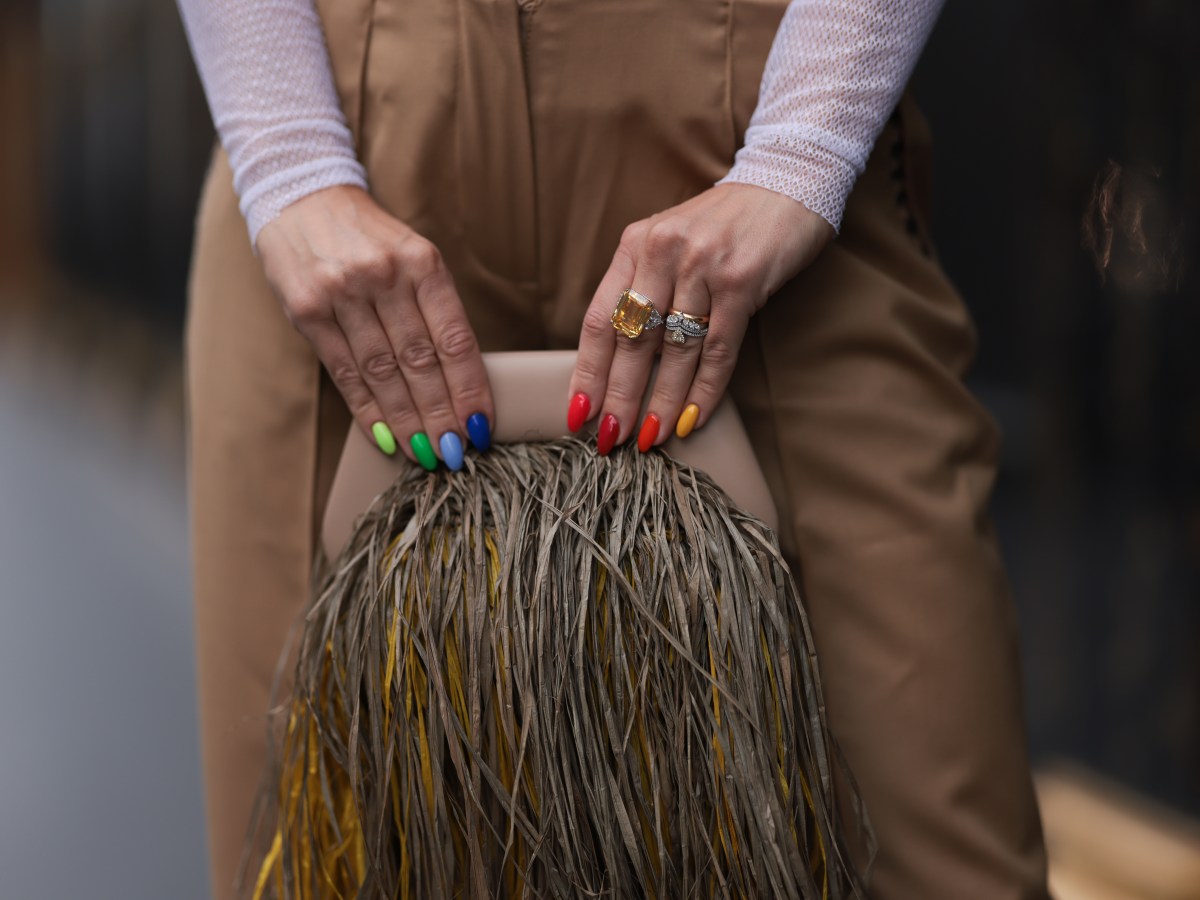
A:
716,0,945,232
176,0,367,245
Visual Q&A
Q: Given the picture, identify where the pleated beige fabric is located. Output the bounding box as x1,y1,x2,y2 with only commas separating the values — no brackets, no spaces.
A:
184,0,1051,897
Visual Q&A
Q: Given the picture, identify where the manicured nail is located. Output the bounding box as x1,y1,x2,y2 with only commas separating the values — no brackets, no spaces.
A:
371,421,397,456
596,414,619,456
466,412,491,451
567,392,591,433
439,432,464,471
637,413,660,453
410,432,438,471
675,403,700,439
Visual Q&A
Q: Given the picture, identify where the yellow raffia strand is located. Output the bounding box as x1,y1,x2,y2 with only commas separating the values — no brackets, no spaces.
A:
415,662,435,819
632,704,664,893
251,831,282,900
383,603,399,720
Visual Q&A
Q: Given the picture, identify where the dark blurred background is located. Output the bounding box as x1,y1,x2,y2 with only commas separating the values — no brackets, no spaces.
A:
1,1,1198,897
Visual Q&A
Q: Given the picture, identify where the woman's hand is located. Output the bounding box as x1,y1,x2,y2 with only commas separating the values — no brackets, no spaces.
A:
256,185,493,469
567,183,834,453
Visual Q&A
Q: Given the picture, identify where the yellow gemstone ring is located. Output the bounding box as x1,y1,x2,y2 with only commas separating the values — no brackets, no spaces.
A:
611,288,663,339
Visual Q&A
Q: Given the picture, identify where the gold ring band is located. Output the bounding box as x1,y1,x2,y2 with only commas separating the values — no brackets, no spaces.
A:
666,309,710,325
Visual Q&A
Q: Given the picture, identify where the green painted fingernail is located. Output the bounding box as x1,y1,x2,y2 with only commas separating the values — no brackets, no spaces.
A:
371,421,396,456
410,432,438,471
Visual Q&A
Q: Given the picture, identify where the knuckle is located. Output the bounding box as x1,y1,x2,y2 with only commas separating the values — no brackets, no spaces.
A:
421,402,456,423
605,379,642,406
581,306,615,341
620,220,650,249
691,371,725,401
610,241,639,272
328,360,364,390
347,399,376,423
708,260,752,295
573,355,606,385
702,335,737,369
286,289,327,327
435,324,479,361
311,259,349,297
399,238,443,281
361,350,400,381
644,219,688,257
353,242,398,288
679,236,720,273
399,338,440,372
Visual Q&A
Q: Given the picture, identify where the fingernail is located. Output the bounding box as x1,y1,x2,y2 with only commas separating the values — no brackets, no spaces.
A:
637,413,660,453
439,432,464,471
675,403,700,439
410,432,438,471
372,421,397,456
596,414,619,456
466,412,491,451
567,392,591,433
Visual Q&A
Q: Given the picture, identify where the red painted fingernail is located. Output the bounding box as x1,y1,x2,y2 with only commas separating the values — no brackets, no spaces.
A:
567,392,591,433
596,414,619,456
637,413,660,453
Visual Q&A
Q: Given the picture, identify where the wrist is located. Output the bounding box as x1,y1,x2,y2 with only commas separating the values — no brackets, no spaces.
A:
716,130,857,233
245,159,369,250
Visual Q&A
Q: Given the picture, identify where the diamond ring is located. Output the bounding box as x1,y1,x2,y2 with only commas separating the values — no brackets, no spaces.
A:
664,310,710,345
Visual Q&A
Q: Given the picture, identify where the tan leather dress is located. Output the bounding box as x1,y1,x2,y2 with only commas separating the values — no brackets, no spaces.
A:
184,0,1051,896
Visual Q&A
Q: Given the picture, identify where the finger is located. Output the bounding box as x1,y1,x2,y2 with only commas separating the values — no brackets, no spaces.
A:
567,224,642,434
675,293,752,438
303,318,415,459
598,263,673,454
376,296,463,462
640,274,710,450
404,255,494,451
333,295,449,469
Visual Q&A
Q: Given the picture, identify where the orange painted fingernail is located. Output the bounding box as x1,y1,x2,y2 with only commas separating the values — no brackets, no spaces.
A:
567,392,591,433
597,414,619,456
637,413,660,452
675,403,700,438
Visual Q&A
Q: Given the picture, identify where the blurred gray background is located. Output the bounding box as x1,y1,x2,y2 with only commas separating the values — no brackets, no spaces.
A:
1,0,1197,897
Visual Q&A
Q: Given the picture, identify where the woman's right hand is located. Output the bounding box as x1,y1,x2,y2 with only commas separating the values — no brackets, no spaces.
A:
255,185,493,469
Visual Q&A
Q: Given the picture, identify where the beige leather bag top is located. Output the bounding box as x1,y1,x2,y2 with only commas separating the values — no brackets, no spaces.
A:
322,351,778,557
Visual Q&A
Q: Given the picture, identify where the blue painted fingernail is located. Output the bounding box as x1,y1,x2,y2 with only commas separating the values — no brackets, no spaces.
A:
439,431,464,471
466,412,491,451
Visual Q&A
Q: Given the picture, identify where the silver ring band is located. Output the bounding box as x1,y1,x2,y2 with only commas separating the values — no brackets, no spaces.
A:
664,310,710,345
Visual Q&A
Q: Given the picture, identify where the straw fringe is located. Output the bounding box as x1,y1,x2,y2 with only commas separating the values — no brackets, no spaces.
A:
240,437,872,899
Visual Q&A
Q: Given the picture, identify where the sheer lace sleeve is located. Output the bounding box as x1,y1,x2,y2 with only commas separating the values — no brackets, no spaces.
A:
176,0,367,245
716,0,945,231
178,0,944,244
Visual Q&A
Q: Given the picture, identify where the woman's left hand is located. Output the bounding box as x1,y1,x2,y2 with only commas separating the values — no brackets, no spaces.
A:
567,182,835,453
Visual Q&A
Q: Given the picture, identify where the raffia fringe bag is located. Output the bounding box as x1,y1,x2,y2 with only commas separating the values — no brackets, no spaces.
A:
240,352,873,899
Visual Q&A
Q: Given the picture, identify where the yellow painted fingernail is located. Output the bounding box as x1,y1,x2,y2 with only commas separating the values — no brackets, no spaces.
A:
675,403,700,439
372,421,397,455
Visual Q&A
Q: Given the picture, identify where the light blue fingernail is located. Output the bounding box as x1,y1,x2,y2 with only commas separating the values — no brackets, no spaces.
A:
439,431,464,471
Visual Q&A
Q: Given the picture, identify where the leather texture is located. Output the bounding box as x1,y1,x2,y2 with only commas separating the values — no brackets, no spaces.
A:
322,351,778,557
